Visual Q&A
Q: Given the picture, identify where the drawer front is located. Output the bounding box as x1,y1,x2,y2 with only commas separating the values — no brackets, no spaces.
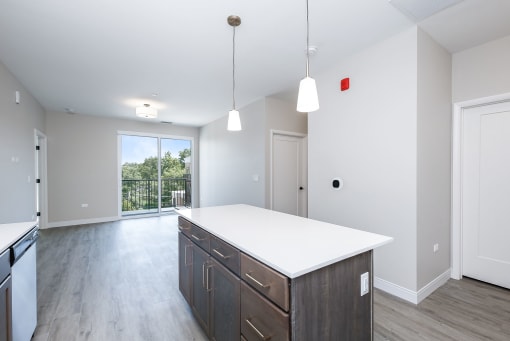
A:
210,236,240,276
190,224,210,252
241,253,289,312
0,249,9,283
178,216,192,238
241,282,289,341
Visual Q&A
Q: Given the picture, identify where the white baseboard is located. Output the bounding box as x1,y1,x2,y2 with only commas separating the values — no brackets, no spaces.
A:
374,269,451,304
44,216,119,229
416,269,451,303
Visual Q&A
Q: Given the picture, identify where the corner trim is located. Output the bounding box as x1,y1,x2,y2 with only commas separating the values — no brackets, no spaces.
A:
44,216,119,229
374,269,451,305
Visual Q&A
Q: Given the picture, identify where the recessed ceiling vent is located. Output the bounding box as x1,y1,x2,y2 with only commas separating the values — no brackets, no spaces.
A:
388,0,464,21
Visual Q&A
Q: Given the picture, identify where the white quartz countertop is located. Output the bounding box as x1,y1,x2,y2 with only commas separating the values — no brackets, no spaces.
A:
0,221,38,254
178,205,393,278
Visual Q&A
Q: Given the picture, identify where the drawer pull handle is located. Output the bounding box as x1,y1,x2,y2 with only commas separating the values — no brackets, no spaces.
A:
202,263,206,288
206,264,212,292
245,318,271,340
212,248,231,259
245,273,270,288
191,234,205,241
184,244,192,266
179,225,191,230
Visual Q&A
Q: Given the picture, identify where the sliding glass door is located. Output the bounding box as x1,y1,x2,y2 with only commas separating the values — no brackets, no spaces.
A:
160,138,192,212
120,134,192,216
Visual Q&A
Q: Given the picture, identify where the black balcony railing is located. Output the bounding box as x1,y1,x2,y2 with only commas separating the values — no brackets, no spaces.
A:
122,177,191,214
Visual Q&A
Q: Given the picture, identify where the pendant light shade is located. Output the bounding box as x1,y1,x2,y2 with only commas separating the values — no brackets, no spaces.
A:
297,0,319,113
297,76,319,112
227,15,242,131
227,110,242,131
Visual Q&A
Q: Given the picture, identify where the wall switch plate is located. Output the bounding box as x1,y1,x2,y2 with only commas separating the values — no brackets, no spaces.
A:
81,203,88,208
360,272,369,296
433,243,439,253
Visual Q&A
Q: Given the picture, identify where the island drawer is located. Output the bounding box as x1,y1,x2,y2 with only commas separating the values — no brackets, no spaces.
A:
241,253,289,312
189,223,211,252
0,249,9,282
210,236,240,276
178,216,192,238
241,282,289,341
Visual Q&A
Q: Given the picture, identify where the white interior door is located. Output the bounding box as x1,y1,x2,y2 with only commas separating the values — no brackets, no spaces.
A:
272,133,307,217
462,101,510,288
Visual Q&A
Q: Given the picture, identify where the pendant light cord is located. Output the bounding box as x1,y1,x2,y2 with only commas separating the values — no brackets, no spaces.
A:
306,0,310,77
232,25,236,110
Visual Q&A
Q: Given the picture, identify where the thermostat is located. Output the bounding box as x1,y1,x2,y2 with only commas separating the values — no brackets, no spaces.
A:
332,178,344,190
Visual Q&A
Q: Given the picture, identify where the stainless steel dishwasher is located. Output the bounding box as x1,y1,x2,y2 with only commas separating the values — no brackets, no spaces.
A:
10,226,38,341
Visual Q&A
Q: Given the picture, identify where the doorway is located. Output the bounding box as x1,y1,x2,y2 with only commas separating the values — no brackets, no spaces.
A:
270,131,307,217
119,133,192,216
452,94,510,288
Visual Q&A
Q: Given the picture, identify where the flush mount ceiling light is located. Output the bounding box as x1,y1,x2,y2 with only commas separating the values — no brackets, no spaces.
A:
227,15,242,131
136,103,157,119
297,0,319,113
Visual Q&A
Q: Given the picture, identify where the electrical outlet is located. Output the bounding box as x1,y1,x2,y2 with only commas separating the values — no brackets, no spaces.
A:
360,272,369,296
81,203,88,208
433,243,439,253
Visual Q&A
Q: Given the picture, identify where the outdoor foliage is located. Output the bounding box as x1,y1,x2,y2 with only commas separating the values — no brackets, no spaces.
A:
122,148,191,212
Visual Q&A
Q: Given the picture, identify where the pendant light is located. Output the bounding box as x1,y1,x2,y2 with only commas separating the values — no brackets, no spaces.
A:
297,0,319,113
227,15,242,131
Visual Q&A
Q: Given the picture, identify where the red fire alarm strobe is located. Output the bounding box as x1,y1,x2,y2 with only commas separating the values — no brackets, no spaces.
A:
341,77,350,91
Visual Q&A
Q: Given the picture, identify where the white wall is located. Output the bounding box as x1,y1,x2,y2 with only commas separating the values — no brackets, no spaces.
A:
308,27,452,301
46,111,199,226
200,96,307,209
416,29,452,289
200,99,266,208
0,59,45,223
308,27,418,291
453,35,510,102
265,97,308,208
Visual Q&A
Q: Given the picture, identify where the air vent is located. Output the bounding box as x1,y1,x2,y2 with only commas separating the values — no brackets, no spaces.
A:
388,0,464,21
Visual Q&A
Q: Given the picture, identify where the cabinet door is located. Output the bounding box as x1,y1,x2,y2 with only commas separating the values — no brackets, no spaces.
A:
178,232,193,305
0,276,12,341
192,245,211,335
210,258,240,341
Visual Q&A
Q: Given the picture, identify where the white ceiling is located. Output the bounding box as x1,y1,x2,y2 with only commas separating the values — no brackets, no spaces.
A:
1,0,509,127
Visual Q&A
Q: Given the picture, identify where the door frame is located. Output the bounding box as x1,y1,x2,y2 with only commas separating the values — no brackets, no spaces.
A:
34,129,48,228
117,131,195,217
451,92,510,279
269,129,307,215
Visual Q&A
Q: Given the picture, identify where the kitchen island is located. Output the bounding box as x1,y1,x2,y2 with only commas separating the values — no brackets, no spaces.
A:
177,204,392,341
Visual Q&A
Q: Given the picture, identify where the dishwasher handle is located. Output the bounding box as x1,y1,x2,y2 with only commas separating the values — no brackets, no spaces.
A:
11,227,39,265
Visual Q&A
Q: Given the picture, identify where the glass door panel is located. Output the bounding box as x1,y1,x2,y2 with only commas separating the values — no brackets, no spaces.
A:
160,138,192,211
121,135,159,215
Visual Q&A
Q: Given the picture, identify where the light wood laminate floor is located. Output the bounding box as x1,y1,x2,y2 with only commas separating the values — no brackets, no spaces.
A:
34,215,510,340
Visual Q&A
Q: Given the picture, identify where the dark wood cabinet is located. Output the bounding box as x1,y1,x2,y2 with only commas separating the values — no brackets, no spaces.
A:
241,282,289,341
191,244,211,334
179,230,241,341
210,258,240,341
178,216,374,341
0,249,12,341
178,232,193,306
